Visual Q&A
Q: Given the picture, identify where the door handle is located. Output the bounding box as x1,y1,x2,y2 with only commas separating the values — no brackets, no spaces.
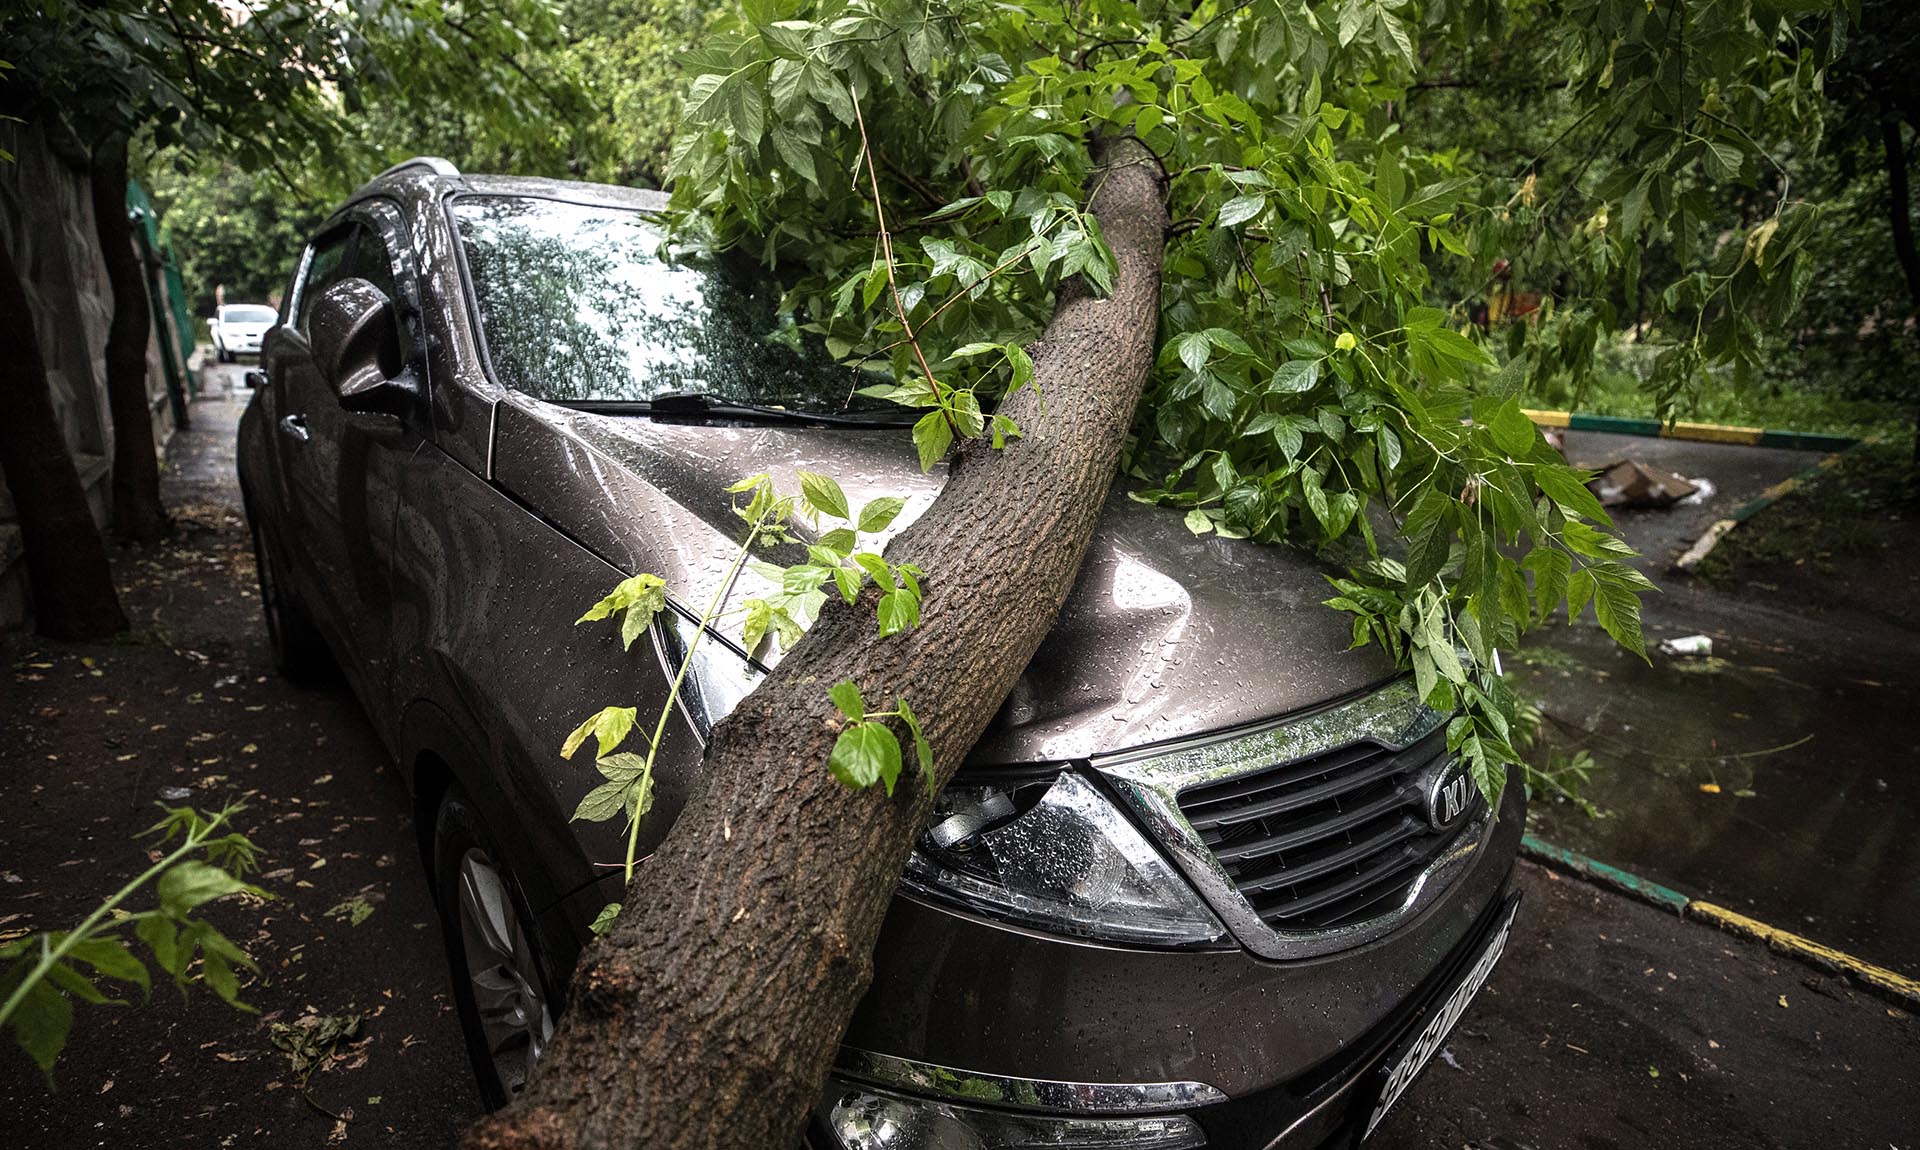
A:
279,413,311,442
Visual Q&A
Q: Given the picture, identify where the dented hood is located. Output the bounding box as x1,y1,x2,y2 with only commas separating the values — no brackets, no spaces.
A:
490,397,1396,765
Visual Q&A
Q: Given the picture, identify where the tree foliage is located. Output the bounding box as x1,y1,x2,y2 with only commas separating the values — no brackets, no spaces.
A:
659,0,1848,803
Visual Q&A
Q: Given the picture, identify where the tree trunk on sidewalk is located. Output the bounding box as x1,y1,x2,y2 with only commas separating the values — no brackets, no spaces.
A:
0,232,130,639
463,136,1168,1150
90,131,170,544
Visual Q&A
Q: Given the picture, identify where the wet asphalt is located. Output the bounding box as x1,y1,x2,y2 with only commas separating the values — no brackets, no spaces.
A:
1520,431,1920,979
0,369,1913,1147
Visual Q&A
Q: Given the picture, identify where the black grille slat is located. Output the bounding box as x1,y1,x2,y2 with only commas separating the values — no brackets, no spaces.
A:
1206,785,1420,863
1230,815,1425,895
1175,727,1473,936
1178,742,1383,813
1182,756,1410,831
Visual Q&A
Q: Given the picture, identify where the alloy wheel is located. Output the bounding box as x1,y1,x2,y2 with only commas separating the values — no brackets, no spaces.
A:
454,847,555,1095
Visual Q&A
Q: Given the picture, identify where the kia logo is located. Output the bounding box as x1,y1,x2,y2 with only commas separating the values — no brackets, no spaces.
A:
1422,758,1477,830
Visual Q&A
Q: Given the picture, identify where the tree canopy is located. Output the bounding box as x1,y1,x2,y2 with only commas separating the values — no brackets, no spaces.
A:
659,0,1850,801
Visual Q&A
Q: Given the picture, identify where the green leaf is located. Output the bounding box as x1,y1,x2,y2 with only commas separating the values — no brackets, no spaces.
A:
65,938,150,996
136,915,182,980
828,680,866,722
588,903,621,937
1534,465,1613,527
1402,488,1456,589
829,721,903,795
561,706,637,760
1217,193,1267,227
897,697,934,790
798,470,850,520
832,565,862,603
157,861,248,919
857,496,907,533
9,978,73,1074
877,589,920,636
1488,399,1537,457
1270,359,1320,393
572,777,632,823
818,527,857,554
741,599,772,652
1522,547,1571,622
913,410,953,471
1592,564,1651,659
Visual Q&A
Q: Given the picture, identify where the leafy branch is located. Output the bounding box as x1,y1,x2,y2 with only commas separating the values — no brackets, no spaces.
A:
0,804,267,1080
567,470,932,935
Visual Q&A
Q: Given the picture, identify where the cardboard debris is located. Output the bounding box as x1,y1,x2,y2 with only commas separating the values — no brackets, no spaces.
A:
1588,460,1699,508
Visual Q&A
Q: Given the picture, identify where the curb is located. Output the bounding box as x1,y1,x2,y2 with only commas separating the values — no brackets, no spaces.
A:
1519,835,1919,1012
1523,409,1858,453
1672,437,1874,571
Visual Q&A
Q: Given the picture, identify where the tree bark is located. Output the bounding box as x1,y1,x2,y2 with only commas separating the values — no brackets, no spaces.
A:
90,131,170,544
1880,116,1920,468
0,231,130,639
464,136,1168,1150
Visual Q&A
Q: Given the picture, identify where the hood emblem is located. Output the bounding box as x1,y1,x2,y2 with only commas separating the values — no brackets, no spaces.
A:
1420,756,1477,831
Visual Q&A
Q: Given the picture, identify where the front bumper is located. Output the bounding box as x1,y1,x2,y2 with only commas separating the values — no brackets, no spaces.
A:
812,780,1526,1149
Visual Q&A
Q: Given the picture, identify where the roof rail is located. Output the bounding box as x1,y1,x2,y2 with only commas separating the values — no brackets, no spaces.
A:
373,156,461,181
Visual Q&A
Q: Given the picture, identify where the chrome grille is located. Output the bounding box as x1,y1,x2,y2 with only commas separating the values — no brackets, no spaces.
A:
1176,727,1464,932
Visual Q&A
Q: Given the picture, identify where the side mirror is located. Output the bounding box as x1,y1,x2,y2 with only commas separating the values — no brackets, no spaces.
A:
307,277,416,412
243,369,266,390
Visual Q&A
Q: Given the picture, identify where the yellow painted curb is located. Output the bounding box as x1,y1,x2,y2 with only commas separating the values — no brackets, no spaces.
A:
1661,419,1764,445
1689,902,1920,1010
1521,408,1571,428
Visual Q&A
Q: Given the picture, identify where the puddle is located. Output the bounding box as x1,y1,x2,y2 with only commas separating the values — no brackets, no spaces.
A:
1513,624,1920,977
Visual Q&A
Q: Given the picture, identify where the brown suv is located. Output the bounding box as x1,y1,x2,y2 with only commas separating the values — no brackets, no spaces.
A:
238,157,1524,1148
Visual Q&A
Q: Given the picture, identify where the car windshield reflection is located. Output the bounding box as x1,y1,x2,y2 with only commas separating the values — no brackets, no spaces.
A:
452,195,891,414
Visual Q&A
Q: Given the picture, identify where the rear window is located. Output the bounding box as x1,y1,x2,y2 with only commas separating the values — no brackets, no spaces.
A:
221,305,277,324
451,195,884,411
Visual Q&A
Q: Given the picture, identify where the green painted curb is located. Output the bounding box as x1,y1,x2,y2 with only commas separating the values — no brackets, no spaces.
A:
1525,409,1859,452
1519,835,1692,913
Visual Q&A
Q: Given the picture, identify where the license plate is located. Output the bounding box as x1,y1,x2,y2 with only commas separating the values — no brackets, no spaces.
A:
1362,895,1521,1141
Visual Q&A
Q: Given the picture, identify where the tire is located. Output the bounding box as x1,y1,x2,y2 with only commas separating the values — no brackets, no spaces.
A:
217,347,231,364
433,787,558,1110
245,512,333,684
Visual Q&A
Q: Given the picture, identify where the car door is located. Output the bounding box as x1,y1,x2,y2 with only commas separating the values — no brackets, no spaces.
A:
272,202,428,725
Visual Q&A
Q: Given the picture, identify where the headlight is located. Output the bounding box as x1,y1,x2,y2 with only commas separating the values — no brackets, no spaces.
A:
662,613,1223,948
902,770,1225,948
821,1082,1206,1150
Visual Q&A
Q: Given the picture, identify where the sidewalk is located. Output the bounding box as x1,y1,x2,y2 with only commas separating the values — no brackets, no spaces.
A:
0,382,476,1148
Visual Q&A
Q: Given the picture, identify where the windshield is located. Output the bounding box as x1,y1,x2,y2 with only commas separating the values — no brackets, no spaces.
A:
221,306,276,324
452,195,887,412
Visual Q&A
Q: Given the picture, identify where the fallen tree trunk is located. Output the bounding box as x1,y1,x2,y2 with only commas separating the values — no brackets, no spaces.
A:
465,135,1168,1150
90,131,170,545
0,231,130,640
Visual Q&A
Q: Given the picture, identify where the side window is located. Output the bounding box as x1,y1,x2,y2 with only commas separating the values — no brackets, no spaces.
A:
295,228,353,333
342,222,415,360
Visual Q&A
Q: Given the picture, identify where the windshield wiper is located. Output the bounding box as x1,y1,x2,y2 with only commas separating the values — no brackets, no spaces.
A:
558,391,915,427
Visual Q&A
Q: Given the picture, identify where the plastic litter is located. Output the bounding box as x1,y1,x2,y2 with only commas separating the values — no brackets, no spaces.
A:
1658,634,1713,657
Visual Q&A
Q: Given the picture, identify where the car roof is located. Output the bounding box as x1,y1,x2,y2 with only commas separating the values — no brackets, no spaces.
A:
347,158,669,216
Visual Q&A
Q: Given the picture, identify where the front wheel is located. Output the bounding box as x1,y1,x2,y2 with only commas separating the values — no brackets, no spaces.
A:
433,788,557,1109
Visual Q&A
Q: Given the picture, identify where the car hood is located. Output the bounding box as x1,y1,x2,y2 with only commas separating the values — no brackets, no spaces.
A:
220,322,273,334
490,398,1396,764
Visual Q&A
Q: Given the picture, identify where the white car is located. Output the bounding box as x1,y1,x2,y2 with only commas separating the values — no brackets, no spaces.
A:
209,303,277,363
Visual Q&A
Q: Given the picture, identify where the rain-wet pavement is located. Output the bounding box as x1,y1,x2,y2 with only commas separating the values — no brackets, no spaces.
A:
3,377,1914,1147
0,361,478,1148
1516,430,1920,979
1557,430,1819,570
